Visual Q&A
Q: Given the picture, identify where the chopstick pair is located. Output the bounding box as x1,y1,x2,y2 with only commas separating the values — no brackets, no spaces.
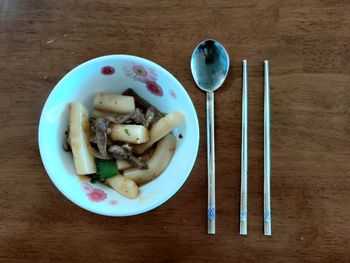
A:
239,60,271,236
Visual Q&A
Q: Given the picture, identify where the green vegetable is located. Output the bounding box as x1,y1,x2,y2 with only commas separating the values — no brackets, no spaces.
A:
124,128,130,136
95,159,118,180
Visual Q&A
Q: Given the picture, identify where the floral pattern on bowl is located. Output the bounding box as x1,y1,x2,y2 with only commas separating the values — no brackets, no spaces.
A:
101,66,115,75
122,61,163,96
82,183,107,202
82,182,120,206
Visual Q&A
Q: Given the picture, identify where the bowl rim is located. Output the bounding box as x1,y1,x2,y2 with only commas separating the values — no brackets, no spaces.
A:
38,54,200,216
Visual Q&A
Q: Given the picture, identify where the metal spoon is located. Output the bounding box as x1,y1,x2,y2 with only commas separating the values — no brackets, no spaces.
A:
191,39,230,234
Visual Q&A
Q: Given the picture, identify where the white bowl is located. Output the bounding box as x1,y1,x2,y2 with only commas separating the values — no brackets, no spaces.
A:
38,55,199,216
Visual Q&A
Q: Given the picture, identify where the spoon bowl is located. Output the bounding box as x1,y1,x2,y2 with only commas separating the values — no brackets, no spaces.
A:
191,39,230,92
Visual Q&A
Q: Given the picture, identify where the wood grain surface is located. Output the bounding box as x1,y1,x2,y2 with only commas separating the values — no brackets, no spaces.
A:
1,0,350,262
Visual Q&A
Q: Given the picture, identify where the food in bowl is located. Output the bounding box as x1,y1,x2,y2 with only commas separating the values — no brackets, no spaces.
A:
39,55,199,216
64,88,185,199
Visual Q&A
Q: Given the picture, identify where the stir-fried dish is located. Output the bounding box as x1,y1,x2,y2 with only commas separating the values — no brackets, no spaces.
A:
64,88,185,199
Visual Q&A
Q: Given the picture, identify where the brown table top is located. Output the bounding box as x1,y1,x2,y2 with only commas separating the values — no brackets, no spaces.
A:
1,0,350,262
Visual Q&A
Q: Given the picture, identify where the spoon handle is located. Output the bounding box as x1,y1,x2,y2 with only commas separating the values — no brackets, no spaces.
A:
264,60,272,236
206,90,216,234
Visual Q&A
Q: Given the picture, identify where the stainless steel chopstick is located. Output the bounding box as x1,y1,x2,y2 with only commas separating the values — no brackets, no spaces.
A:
240,60,248,235
264,60,272,236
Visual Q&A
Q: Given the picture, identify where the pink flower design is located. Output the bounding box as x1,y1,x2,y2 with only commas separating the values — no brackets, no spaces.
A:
170,90,176,99
109,200,118,206
145,80,163,96
82,183,93,193
122,62,157,83
101,66,115,75
87,188,107,202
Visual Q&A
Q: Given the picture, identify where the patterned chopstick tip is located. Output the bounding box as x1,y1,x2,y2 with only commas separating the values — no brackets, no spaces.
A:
264,209,271,223
240,209,247,222
208,207,215,220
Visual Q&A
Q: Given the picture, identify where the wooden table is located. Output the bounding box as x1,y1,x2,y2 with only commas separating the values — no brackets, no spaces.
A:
1,0,350,262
